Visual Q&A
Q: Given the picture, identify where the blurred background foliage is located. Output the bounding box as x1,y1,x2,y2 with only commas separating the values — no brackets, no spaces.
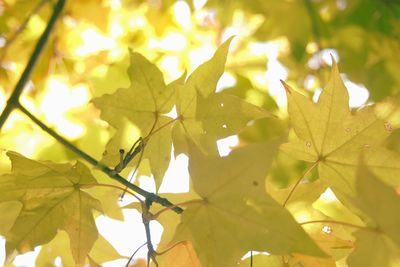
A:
0,0,400,265
1,0,399,179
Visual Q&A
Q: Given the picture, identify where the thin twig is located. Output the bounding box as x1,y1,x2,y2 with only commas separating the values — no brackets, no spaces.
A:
0,0,65,130
152,199,203,218
114,137,144,173
156,241,186,256
119,142,144,200
118,116,158,198
81,183,141,201
282,161,319,207
125,242,147,267
119,116,179,199
143,197,159,267
142,116,180,143
17,103,183,214
0,0,183,214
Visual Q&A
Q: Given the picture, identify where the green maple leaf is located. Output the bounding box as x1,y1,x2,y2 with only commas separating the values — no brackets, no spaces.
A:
173,37,271,156
0,152,101,265
172,140,325,266
347,162,400,266
92,50,177,187
93,39,269,187
281,60,400,198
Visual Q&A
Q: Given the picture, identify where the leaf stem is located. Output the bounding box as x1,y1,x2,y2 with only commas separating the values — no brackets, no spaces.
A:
282,161,318,207
142,116,180,143
125,242,147,267
157,241,183,256
81,183,141,200
152,199,204,218
17,103,183,214
299,219,378,232
0,0,65,130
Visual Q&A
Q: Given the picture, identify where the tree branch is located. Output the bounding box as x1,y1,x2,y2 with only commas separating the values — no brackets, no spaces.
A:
0,0,183,214
17,103,183,214
0,0,65,130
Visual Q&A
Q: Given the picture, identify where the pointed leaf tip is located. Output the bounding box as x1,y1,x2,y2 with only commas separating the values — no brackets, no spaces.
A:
330,53,337,67
280,80,292,94
224,35,235,44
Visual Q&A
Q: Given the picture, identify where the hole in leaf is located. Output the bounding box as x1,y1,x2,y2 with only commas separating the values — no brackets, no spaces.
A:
322,225,332,234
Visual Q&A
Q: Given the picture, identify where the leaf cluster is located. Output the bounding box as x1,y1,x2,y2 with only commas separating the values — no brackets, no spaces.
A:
0,1,400,267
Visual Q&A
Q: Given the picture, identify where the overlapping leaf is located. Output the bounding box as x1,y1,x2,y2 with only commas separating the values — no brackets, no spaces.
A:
94,40,270,187
36,231,122,267
347,163,400,266
172,140,325,266
154,241,201,267
0,152,101,265
92,50,177,187
281,60,400,199
173,37,271,156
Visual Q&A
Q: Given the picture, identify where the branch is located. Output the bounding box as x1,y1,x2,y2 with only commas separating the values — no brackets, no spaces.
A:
143,197,159,267
17,103,183,214
0,0,183,214
0,0,65,130
125,242,147,267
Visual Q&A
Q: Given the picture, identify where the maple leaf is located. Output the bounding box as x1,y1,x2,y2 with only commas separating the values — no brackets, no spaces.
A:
0,201,22,236
92,50,177,187
37,231,122,266
154,241,201,267
93,39,269,188
0,151,101,265
293,221,353,267
173,37,271,155
347,162,400,266
172,140,325,266
281,59,400,199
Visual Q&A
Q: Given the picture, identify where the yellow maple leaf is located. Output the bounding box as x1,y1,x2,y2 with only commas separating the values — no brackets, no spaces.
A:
281,59,400,199
346,162,400,266
173,37,271,156
0,151,101,265
172,140,325,266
